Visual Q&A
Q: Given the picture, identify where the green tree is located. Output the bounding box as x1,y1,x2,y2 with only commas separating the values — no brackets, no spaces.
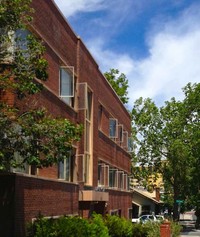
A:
104,68,129,104
0,0,82,171
131,83,200,221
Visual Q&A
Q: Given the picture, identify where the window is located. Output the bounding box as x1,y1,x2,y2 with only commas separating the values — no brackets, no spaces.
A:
118,171,124,189
110,210,118,216
128,137,134,152
122,131,128,150
15,29,31,51
84,154,90,183
98,162,102,185
12,152,29,174
59,67,74,106
98,105,103,129
123,174,128,190
128,208,133,219
109,167,117,188
58,151,75,182
84,89,93,184
98,162,108,186
1,29,32,64
98,163,109,187
127,175,131,190
109,118,118,138
117,124,123,143
85,90,92,153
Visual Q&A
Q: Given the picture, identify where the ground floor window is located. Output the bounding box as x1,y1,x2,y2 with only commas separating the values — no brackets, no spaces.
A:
128,208,132,219
58,150,75,182
110,209,118,216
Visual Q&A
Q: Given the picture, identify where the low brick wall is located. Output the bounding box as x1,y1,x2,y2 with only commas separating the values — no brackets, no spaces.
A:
0,173,79,237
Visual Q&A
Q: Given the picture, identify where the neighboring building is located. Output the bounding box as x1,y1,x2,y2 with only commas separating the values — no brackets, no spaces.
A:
0,0,132,236
132,187,163,218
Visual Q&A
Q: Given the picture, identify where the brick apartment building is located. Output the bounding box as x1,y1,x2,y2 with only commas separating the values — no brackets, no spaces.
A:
0,0,132,236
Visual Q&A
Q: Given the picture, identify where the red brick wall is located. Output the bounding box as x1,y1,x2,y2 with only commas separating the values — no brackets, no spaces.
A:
98,132,131,173
77,38,132,188
1,0,133,231
31,0,78,70
108,189,132,219
14,174,79,237
39,165,58,179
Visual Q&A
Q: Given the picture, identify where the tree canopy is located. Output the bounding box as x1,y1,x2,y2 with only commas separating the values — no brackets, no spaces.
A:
0,0,82,171
131,83,200,221
104,68,129,104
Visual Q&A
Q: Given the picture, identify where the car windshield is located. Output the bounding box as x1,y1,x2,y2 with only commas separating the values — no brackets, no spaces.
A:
141,216,148,221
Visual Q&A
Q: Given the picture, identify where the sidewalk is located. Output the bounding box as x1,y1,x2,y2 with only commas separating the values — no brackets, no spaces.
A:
180,235,199,237
180,229,200,237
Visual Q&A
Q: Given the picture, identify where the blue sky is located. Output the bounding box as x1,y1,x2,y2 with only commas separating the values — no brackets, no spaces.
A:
54,0,200,108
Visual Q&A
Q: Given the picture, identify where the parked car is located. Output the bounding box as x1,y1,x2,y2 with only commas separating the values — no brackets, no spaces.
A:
155,215,165,222
132,214,157,223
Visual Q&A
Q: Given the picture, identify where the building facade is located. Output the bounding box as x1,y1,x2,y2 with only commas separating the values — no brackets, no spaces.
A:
0,0,132,236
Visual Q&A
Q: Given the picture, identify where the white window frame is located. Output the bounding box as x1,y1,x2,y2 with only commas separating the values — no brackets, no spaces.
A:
101,164,109,187
58,153,74,182
109,168,118,188
59,66,74,104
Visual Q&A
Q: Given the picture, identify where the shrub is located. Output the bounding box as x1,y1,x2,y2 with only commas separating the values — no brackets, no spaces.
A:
89,213,109,237
144,221,160,237
132,223,148,237
27,214,182,237
170,221,182,237
104,214,133,237
27,216,92,237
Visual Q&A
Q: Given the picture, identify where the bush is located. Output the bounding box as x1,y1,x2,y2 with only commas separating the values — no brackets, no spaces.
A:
144,221,160,237
89,213,109,237
27,216,93,237
27,214,182,237
170,221,182,237
104,214,133,237
132,223,148,237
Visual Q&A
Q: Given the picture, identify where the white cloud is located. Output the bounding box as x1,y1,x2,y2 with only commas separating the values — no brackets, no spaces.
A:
86,4,200,107
87,38,134,75
54,0,107,18
54,1,200,107
129,7,200,106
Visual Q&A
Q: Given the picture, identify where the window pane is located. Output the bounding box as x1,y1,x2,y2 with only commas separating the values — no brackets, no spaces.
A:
98,105,103,129
109,168,116,187
86,91,92,120
109,119,117,138
86,121,90,152
98,163,101,184
65,158,70,181
60,68,73,97
84,155,90,183
15,29,31,51
128,137,134,152
58,161,64,179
